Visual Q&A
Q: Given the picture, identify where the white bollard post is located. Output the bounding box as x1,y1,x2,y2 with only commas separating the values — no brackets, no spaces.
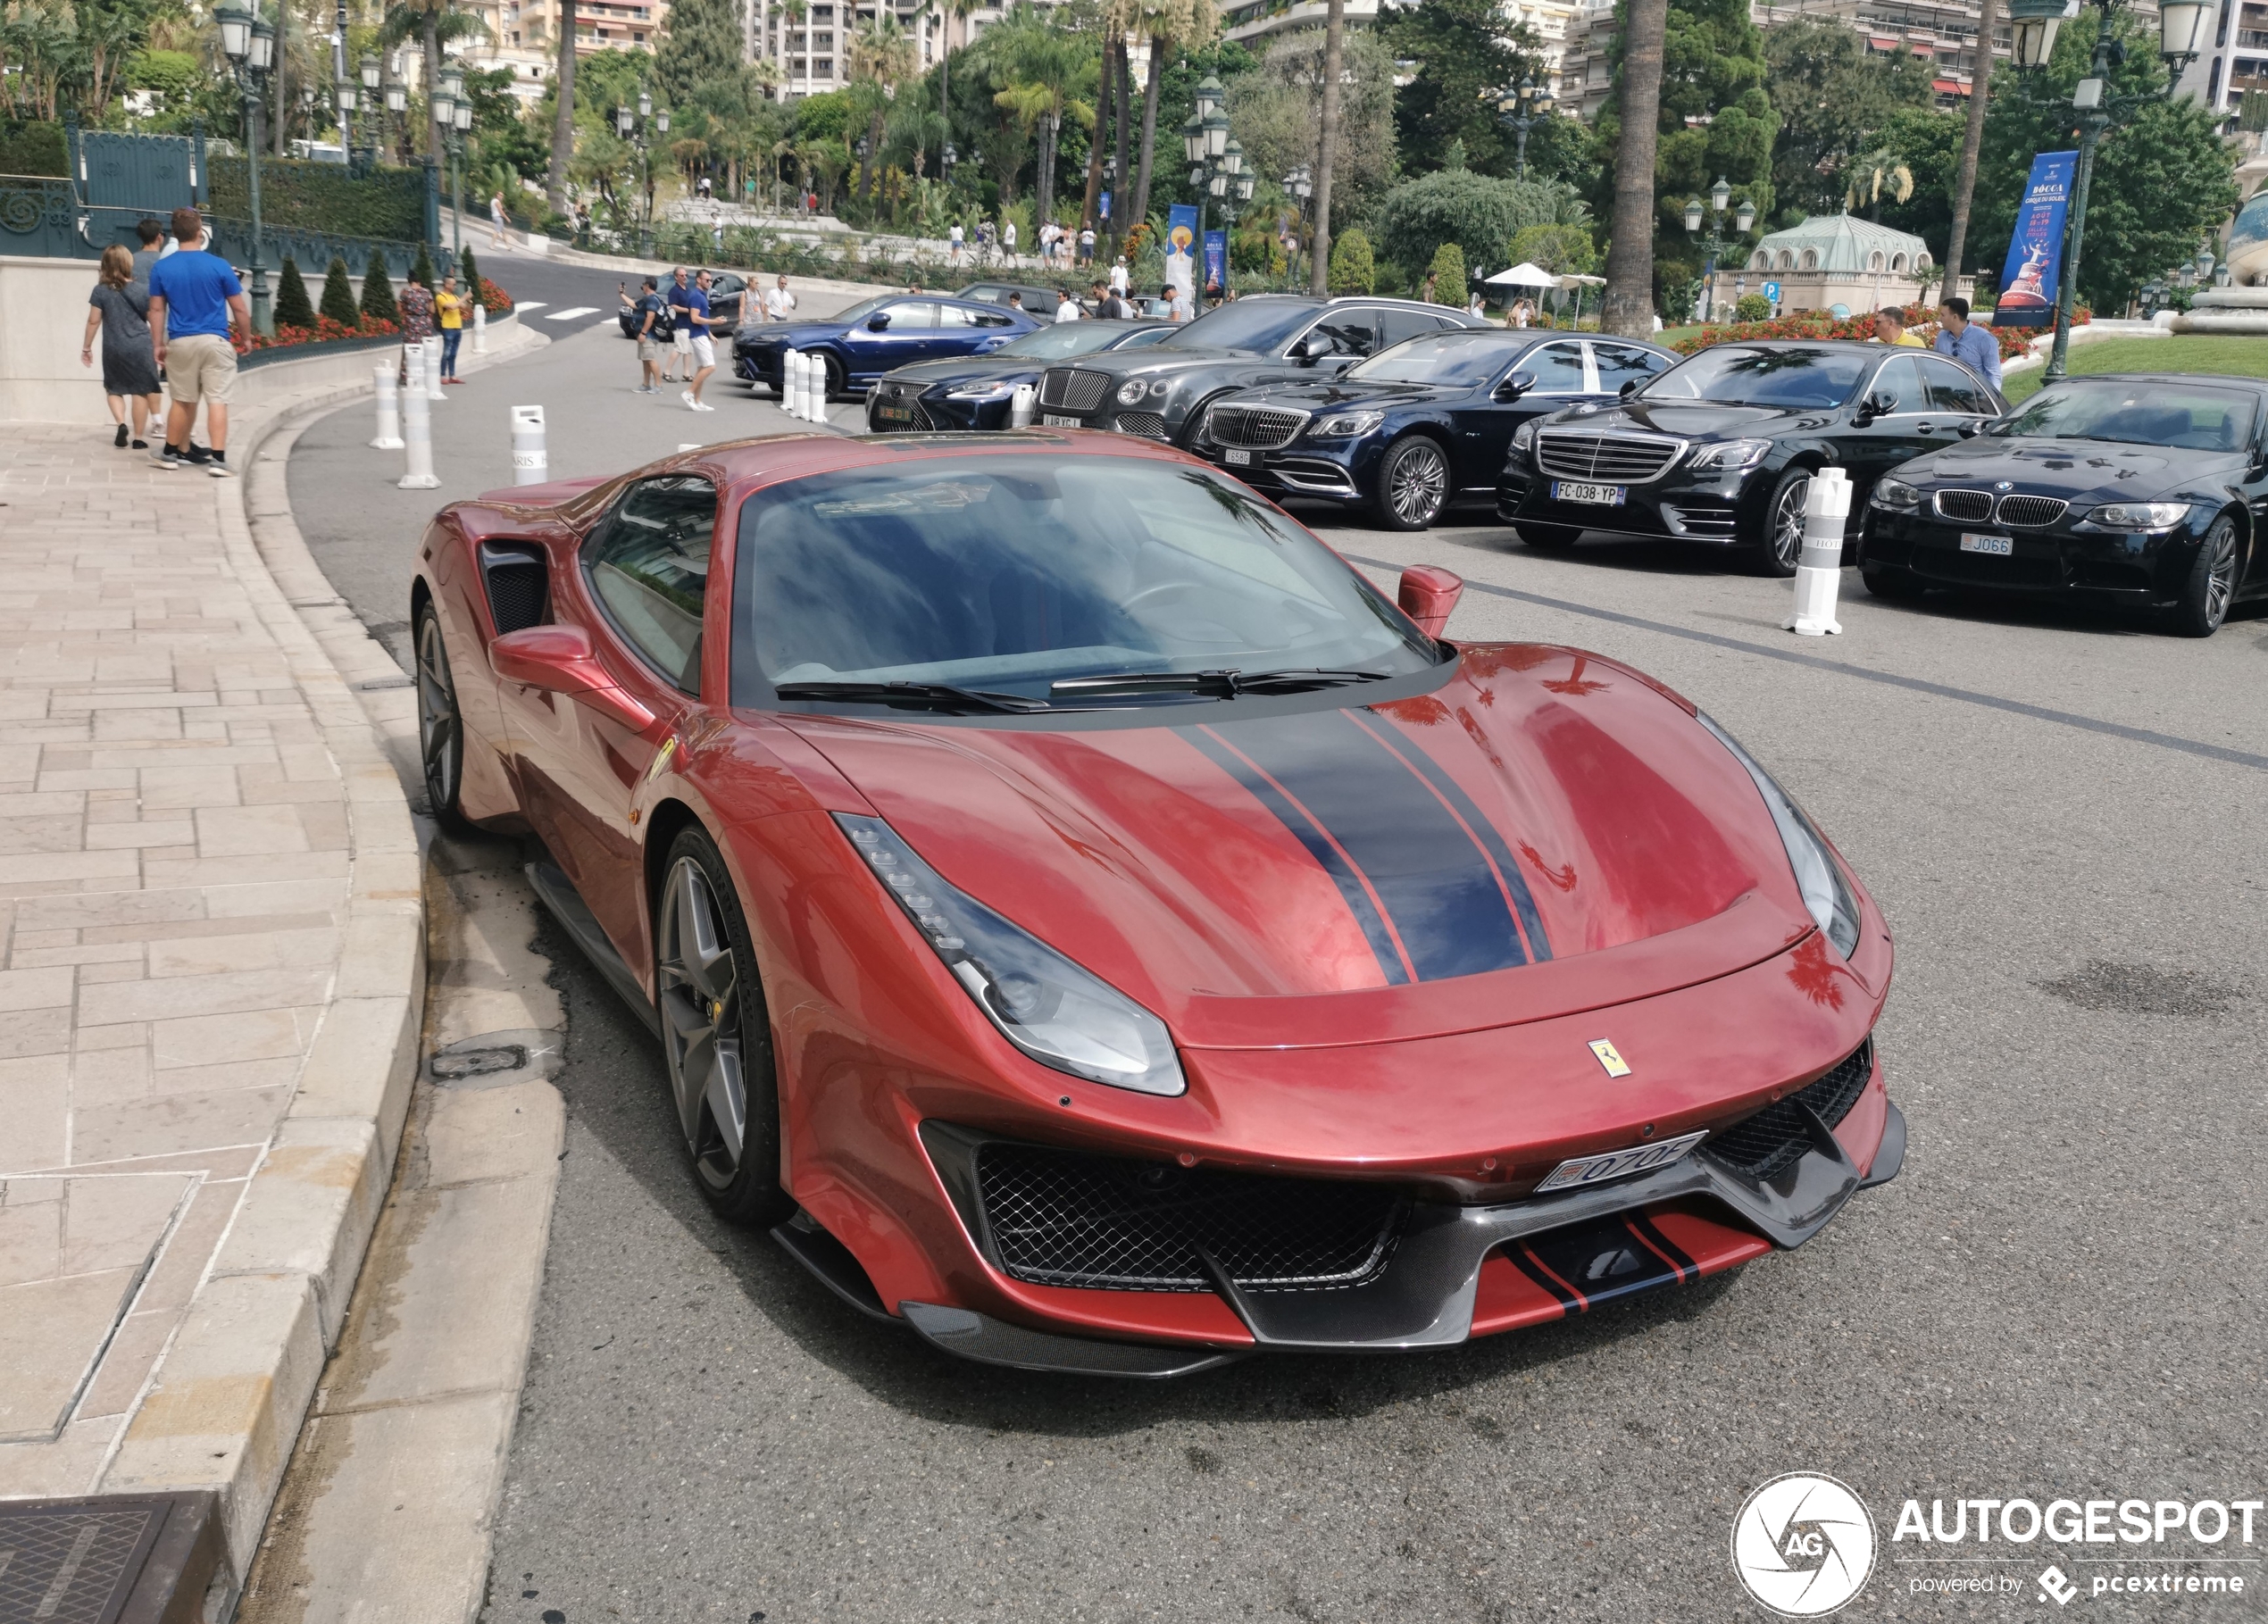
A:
371,365,404,449
1784,466,1848,637
1009,383,1037,428
424,337,446,401
782,352,800,418
397,372,439,489
510,404,548,487
472,300,488,354
805,352,826,419
790,351,811,419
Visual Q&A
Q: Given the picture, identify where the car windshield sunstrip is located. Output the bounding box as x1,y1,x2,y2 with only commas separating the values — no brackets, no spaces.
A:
1642,346,1872,410
730,457,1438,707
1990,379,2258,449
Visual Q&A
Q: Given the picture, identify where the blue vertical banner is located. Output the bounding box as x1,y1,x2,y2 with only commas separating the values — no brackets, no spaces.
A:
1166,204,1199,298
1992,151,2076,328
1098,189,1111,221
1203,229,1227,293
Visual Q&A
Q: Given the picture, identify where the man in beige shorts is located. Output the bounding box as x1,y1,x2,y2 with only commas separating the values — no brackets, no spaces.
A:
145,206,250,476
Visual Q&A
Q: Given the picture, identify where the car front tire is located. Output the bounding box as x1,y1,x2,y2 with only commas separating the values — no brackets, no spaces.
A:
413,601,471,833
1374,436,1450,531
1755,467,1812,577
2166,512,2241,637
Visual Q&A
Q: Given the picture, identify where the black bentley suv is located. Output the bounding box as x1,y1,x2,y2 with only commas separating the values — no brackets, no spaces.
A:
1496,340,2006,574
1033,295,1487,447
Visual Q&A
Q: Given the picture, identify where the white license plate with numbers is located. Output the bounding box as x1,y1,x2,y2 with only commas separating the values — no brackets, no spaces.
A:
1224,448,1254,467
1043,413,1081,428
1553,480,1627,506
1960,533,2014,555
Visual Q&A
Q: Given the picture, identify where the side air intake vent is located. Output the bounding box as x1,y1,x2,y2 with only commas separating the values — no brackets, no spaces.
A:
479,543,548,635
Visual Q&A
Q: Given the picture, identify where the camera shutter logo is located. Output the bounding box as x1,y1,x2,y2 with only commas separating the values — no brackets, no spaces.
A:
1730,1472,1877,1616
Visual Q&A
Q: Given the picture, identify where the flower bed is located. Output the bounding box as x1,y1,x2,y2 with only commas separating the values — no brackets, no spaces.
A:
1672,304,2090,360
250,313,401,353
474,277,514,315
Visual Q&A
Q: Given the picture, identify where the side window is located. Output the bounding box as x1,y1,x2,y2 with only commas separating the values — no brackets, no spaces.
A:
1593,342,1670,394
1869,355,1926,414
1377,308,1439,348
1919,355,1993,415
937,303,976,328
582,477,716,694
972,309,1018,328
1525,341,1590,394
1305,310,1379,358
878,301,937,329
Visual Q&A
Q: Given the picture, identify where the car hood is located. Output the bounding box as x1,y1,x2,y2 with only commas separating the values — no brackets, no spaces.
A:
1586,399,1832,440
1889,434,2245,504
739,321,844,346
884,355,1042,388
781,645,1823,1047
1077,346,1265,379
1227,378,1472,412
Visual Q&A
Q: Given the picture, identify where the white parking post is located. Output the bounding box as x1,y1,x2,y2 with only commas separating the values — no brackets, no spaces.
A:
371,365,404,449
1784,466,1848,637
397,371,439,490
472,300,488,354
1010,383,1037,428
424,337,446,401
780,352,798,418
791,351,812,420
510,404,548,487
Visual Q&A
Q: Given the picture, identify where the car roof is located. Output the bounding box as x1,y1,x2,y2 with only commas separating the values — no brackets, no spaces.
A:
2029,372,2268,391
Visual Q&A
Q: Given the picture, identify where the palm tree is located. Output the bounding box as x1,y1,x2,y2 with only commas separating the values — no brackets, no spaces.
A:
781,0,809,103
935,0,980,129
380,0,491,163
849,12,917,203
1602,0,1668,338
547,0,579,216
1938,0,1997,304
1116,0,1214,245
1845,153,1914,222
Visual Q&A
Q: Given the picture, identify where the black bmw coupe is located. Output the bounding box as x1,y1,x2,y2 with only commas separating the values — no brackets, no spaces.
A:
1190,328,1677,529
1497,340,2005,574
1858,373,2268,636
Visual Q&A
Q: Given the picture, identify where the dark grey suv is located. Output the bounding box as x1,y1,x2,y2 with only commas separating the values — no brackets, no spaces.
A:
1033,296,1486,447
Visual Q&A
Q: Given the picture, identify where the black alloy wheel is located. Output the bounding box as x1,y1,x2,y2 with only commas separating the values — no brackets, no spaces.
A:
1375,436,1450,531
2168,512,2241,637
655,826,789,1225
1516,522,1582,550
1861,566,1926,601
1758,466,1813,577
819,352,846,403
413,602,469,831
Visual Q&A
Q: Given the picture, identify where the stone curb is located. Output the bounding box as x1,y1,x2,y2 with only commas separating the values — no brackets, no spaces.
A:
95,314,548,1597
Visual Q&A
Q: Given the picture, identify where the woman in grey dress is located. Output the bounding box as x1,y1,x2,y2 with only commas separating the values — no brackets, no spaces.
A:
83,244,163,448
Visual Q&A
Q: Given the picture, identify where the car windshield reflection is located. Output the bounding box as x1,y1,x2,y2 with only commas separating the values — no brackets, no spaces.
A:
997,323,1143,360
1159,301,1317,354
1990,379,2257,450
1345,334,1519,386
730,456,1437,706
1644,346,1870,409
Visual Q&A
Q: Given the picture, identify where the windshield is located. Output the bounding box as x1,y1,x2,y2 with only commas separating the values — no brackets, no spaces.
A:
1347,333,1521,386
1644,346,1870,409
1991,379,2258,450
828,294,892,327
1159,300,1317,354
730,455,1436,705
997,322,1142,360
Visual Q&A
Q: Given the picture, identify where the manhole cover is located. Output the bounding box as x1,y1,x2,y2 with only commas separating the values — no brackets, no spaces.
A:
429,1045,529,1081
424,1029,563,1089
0,1493,218,1624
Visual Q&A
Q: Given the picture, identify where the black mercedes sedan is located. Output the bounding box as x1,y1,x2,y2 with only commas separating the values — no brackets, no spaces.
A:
1858,373,2268,636
1496,340,2006,574
1033,295,1487,448
1190,328,1678,529
865,319,1172,433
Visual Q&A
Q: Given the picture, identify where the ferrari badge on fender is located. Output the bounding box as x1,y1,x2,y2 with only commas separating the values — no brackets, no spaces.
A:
1588,1038,1632,1079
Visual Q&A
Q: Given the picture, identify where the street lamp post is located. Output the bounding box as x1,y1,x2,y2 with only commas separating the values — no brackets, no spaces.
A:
1489,76,1555,181
616,94,670,256
1682,176,1755,324
217,3,278,336
384,68,406,165
1181,74,1235,297
2006,0,2212,378
359,53,381,168
1282,165,1312,287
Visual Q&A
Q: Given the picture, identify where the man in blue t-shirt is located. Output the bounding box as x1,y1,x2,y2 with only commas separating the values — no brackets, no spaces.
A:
146,206,249,477
680,270,726,412
663,267,694,384
619,276,670,393
1933,296,2004,393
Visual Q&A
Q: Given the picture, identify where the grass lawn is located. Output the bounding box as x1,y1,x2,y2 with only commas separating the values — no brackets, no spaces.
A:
2002,335,2268,402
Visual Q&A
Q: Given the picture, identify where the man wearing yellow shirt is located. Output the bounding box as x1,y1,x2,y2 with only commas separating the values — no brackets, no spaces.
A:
436,274,467,383
1873,307,1926,347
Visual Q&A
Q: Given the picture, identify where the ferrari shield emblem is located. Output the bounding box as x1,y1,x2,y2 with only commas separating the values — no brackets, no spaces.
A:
1588,1038,1631,1079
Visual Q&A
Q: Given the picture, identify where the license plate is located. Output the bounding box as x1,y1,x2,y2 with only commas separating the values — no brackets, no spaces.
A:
1043,413,1082,428
1533,1130,1710,1194
1224,448,1254,467
1960,533,2014,555
1553,480,1627,507
874,405,913,422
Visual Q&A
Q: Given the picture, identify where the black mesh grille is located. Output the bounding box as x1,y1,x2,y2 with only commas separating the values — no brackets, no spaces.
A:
1113,411,1169,440
975,1143,1408,1292
1206,404,1307,448
1702,1040,1874,1182
1996,494,2068,528
1932,488,1995,522
483,558,546,634
1041,367,1112,412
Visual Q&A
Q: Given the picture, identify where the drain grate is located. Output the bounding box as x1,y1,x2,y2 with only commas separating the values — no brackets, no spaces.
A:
429,1045,529,1081
0,1493,218,1624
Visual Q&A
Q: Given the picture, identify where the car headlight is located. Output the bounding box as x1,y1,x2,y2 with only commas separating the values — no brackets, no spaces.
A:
1510,420,1540,456
1870,476,1923,512
946,381,1016,401
1687,438,1771,472
1116,379,1150,405
1310,409,1384,438
2088,501,2189,530
1697,715,1862,960
837,815,1186,1096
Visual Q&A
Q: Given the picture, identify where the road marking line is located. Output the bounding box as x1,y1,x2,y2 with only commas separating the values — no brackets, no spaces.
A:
513,301,547,312
545,306,598,321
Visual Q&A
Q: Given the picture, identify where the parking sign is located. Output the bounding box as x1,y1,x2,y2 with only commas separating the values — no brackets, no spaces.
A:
1763,280,1781,303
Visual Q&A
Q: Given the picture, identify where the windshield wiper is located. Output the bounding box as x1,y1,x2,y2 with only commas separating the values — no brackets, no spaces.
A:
1049,668,1392,699
774,680,1051,714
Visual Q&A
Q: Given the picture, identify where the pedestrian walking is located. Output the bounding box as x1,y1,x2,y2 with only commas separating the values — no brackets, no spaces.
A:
1002,216,1017,264
949,221,963,266
1164,282,1190,323
396,270,435,387
663,267,694,382
129,219,164,296
681,269,726,412
488,189,511,246
1110,256,1129,296
1933,296,2002,389
1006,291,1024,313
1467,289,1487,321
83,246,161,449
625,276,668,392
1078,223,1096,267
145,206,249,477
435,273,467,382
1873,307,1926,347
763,273,796,321
1055,287,1083,322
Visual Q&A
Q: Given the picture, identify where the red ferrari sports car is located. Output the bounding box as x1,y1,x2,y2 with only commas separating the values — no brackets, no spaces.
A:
410,429,1903,1377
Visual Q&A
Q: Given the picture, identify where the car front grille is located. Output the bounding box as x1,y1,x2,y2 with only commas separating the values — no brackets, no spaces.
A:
1932,488,1995,523
1205,404,1308,449
1040,367,1113,412
1113,412,1169,440
1995,494,2069,528
1535,430,1684,484
1272,457,1360,494
869,382,934,432
1701,1040,1874,1184
974,1143,1409,1293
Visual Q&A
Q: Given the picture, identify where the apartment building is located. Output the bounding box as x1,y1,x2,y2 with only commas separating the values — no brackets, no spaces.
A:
1218,0,1577,79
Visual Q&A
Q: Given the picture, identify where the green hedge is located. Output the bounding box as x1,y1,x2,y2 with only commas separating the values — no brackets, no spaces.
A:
206,156,425,243
0,120,68,178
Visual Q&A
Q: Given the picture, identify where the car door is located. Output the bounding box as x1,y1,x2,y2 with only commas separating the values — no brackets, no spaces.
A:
1831,354,1935,506
1915,354,1998,446
846,299,938,379
500,477,713,959
1376,306,1444,354
1458,337,1590,488
1295,307,1380,375
1592,340,1674,405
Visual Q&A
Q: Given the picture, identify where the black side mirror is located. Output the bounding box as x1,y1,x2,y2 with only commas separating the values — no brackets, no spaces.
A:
1619,378,1641,398
1288,335,1316,362
1854,393,1893,426
1494,371,1536,403
867,314,891,331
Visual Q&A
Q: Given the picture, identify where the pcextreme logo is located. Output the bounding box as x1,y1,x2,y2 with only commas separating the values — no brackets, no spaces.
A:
1731,1472,1879,1617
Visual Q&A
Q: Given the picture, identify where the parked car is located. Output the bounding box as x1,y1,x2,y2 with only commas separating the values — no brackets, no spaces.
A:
1858,372,2268,636
1033,296,1488,448
617,271,747,339
410,432,1901,1376
1192,328,1679,529
1496,340,2006,574
732,293,1038,400
866,320,1173,432
956,281,1065,317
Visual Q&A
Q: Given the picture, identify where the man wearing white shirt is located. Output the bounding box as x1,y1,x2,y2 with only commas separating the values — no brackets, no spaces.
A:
763,274,796,321
1003,218,1018,262
1110,257,1129,296
1055,291,1082,322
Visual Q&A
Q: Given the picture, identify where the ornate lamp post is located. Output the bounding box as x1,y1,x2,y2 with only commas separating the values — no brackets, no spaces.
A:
217,3,278,335
1283,164,1312,287
383,68,406,164
1181,74,1231,296
358,54,381,166
444,91,473,270
1682,175,1755,323
2006,0,2212,378
616,93,669,256
1490,76,1555,180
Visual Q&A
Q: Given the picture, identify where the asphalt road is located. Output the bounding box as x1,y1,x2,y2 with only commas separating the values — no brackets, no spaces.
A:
286,336,2268,1623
